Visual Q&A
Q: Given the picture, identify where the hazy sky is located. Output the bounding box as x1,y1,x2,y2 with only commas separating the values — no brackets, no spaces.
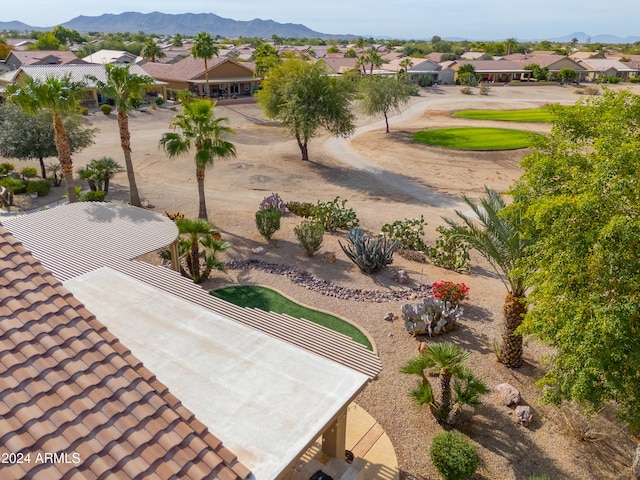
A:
4,1,638,40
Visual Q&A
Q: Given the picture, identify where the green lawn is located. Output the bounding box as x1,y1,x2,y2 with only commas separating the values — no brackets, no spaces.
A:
452,107,552,123
211,285,373,350
412,127,542,151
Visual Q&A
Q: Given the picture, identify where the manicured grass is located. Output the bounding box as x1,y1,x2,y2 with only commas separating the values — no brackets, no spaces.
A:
211,285,373,350
412,127,542,151
452,108,553,123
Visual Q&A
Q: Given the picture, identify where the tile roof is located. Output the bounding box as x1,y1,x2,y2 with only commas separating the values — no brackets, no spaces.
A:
3,64,159,87
6,50,84,67
0,226,251,480
140,56,254,83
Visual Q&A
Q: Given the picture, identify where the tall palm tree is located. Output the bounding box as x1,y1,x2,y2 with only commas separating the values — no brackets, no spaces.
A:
355,54,369,76
401,342,488,425
91,64,153,207
367,48,384,75
399,57,414,80
444,187,532,367
159,99,236,220
7,75,84,202
191,32,219,97
140,38,165,63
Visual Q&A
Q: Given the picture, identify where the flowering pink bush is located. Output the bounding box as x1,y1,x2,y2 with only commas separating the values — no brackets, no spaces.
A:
432,281,470,305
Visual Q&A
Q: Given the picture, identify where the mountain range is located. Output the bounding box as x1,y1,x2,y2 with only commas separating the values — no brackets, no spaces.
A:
1,12,639,43
0,11,357,39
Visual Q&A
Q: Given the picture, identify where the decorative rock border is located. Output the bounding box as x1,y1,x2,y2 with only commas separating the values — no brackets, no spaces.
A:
224,259,432,302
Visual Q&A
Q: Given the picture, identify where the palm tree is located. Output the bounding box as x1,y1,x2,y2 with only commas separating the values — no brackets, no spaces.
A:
175,218,230,283
141,38,165,63
443,187,532,367
367,48,384,75
7,75,84,202
191,32,219,97
401,342,488,425
78,157,124,194
91,64,153,207
159,99,236,220
355,54,369,76
399,57,414,80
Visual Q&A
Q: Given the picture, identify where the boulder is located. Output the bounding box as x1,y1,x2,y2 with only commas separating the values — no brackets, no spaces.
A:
322,252,337,263
495,383,521,407
251,246,265,255
515,405,533,426
392,269,410,284
384,312,395,322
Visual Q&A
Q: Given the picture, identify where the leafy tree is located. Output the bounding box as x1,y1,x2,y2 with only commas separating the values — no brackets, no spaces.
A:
344,48,357,58
504,37,519,56
457,64,478,86
401,342,489,425
51,26,85,46
509,90,640,432
256,58,355,161
172,33,183,47
524,63,550,81
140,38,165,63
252,43,280,78
191,32,219,96
7,75,85,202
0,104,95,179
175,218,230,283
444,187,532,367
29,32,62,50
359,76,413,133
557,68,577,84
160,99,236,219
90,64,153,207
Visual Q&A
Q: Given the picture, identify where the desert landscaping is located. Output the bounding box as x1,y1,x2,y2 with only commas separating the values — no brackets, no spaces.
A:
5,83,640,479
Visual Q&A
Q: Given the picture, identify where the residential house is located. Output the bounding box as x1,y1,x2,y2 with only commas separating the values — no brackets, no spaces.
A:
1,201,381,479
505,53,589,82
577,58,639,82
449,59,530,83
2,50,86,72
141,56,259,98
0,64,166,107
318,56,359,75
82,49,138,65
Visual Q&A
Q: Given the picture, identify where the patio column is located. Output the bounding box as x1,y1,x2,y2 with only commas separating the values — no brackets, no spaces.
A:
322,408,347,460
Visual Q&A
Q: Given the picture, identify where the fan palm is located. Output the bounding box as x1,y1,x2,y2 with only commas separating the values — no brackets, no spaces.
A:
91,64,153,207
191,32,219,97
444,186,532,367
7,75,84,202
159,99,236,220
401,342,488,425
175,218,230,283
140,39,165,63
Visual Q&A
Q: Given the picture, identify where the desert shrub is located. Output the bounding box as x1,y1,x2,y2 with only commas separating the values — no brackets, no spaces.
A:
430,431,479,480
314,196,359,232
580,85,600,96
0,177,25,205
26,180,51,197
460,86,473,95
260,193,287,214
432,281,470,306
100,104,112,115
339,227,397,273
255,208,282,240
418,74,434,87
21,167,38,180
0,163,15,176
81,190,106,202
294,218,324,257
80,107,89,115
381,216,427,251
479,84,491,96
286,201,316,217
154,96,165,106
428,226,470,273
629,77,640,83
164,211,185,221
606,76,621,84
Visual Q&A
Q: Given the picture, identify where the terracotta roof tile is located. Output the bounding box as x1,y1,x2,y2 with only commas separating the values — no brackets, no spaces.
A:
0,226,251,479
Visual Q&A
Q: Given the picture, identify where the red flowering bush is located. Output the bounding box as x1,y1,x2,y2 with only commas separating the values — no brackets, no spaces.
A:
432,281,469,305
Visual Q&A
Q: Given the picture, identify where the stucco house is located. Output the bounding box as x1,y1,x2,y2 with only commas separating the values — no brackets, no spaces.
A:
504,53,589,82
141,56,260,98
1,49,87,73
82,49,138,65
577,58,640,82
1,202,381,479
